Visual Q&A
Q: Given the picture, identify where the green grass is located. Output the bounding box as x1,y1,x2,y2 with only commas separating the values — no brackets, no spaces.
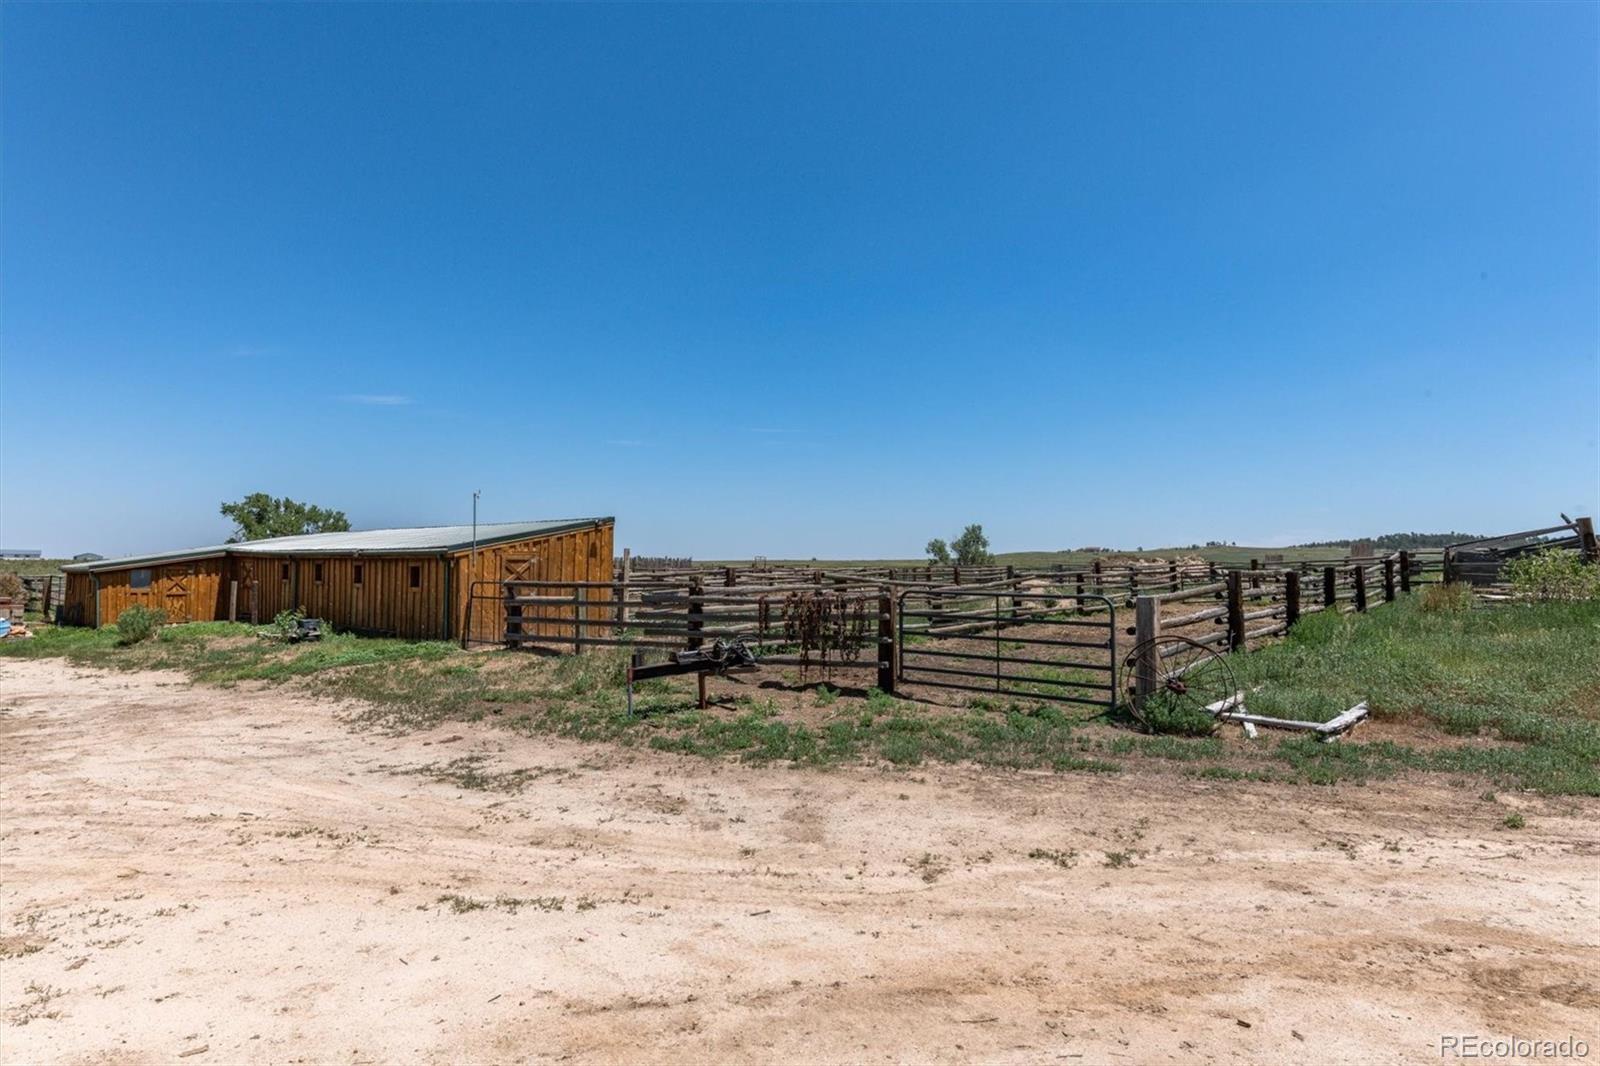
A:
1223,596,1600,794
0,558,73,578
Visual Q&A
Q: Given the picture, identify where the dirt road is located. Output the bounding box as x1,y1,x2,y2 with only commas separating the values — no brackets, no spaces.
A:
2,658,1596,1064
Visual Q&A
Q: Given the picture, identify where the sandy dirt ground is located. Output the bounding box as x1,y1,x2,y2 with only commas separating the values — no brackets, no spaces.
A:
2,658,1597,1065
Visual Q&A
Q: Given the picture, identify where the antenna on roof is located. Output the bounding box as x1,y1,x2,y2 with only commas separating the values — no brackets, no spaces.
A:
472,490,482,578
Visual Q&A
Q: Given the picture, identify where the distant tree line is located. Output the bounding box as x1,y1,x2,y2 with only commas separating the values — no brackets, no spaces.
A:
1293,532,1483,550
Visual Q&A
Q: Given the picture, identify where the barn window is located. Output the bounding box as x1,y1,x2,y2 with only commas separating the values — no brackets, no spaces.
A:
281,563,290,581
130,568,151,589
408,565,421,590
353,564,363,586
314,562,324,584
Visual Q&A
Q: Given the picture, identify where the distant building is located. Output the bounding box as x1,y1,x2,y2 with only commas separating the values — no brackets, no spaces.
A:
73,552,106,562
0,548,42,559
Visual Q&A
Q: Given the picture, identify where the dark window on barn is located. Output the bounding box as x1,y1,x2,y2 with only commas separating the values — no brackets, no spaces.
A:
130,568,152,589
281,564,290,581
353,564,363,586
314,562,323,584
408,565,421,590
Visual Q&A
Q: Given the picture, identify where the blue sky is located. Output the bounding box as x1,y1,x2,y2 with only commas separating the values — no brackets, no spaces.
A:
2,2,1595,559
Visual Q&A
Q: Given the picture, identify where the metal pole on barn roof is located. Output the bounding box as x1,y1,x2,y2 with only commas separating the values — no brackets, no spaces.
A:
471,490,481,582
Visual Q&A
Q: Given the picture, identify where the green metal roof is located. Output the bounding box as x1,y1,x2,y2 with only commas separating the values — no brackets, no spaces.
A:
61,518,612,573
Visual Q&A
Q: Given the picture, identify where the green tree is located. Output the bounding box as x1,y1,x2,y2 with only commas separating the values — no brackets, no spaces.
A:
220,493,351,542
951,524,994,566
925,538,951,564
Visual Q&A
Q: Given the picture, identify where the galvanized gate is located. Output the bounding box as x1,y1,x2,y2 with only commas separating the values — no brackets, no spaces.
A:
896,588,1117,711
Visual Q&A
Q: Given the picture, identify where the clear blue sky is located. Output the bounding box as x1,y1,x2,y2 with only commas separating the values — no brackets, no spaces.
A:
3,2,1596,559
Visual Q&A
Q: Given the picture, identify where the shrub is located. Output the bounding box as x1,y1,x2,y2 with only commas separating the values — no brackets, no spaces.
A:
1419,582,1474,613
267,608,305,640
1502,549,1600,603
115,605,167,646
0,573,24,601
1140,695,1218,737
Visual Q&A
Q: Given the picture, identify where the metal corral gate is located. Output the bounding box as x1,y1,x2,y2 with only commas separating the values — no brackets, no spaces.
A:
896,588,1118,711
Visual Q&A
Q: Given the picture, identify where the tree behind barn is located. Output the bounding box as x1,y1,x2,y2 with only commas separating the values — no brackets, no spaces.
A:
220,493,351,542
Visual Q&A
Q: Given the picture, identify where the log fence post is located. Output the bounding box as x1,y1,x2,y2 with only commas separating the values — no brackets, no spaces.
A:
1353,566,1368,612
1323,566,1337,609
1133,595,1160,705
1577,517,1599,563
1226,570,1245,651
687,579,704,650
1398,550,1411,593
618,549,632,625
1382,558,1396,603
1284,570,1300,629
504,582,522,649
877,590,896,695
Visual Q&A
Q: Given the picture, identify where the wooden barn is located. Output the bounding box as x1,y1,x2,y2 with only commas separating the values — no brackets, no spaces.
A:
61,518,614,642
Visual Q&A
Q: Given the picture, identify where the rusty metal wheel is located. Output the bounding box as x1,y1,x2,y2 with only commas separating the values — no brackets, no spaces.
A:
1121,635,1237,734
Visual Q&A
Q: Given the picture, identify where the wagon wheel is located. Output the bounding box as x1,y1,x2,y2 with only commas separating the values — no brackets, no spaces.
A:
1121,636,1237,734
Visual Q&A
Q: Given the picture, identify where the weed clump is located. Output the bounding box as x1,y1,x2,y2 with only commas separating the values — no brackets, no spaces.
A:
1141,699,1217,737
114,606,167,646
1418,582,1473,613
1503,549,1600,602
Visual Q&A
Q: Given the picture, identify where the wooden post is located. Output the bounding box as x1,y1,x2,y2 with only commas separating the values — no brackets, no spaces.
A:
1353,566,1368,612
1005,565,1018,620
1576,517,1599,563
1168,561,1178,593
618,548,632,625
1398,550,1412,593
1382,558,1396,602
724,566,736,588
574,586,587,653
1323,566,1337,609
1074,571,1085,615
41,576,53,619
687,579,704,650
1093,558,1103,597
228,580,238,623
1226,570,1245,651
504,583,522,649
953,565,961,585
1133,595,1160,704
1284,570,1300,629
1249,557,1261,590
877,591,895,695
